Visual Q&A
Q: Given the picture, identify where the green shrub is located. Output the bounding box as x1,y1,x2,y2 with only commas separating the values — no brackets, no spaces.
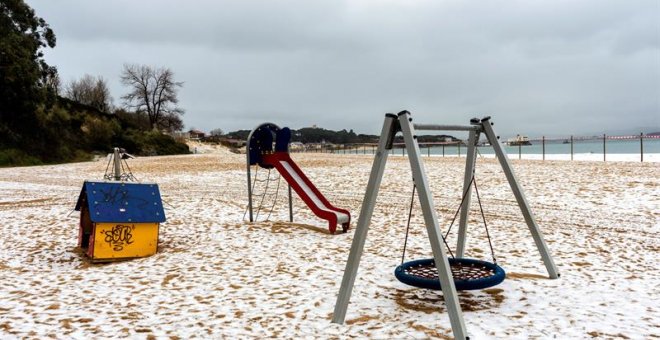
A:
140,131,190,155
0,149,42,167
82,116,121,151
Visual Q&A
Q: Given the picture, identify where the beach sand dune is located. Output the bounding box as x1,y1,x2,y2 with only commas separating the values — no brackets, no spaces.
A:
0,151,658,338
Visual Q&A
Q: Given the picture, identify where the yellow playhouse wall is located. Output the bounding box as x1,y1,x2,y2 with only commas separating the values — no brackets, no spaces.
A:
92,223,159,260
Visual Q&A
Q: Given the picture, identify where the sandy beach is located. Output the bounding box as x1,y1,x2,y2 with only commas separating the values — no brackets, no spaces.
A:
0,150,658,338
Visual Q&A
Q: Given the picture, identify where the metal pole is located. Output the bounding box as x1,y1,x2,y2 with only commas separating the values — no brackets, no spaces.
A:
570,135,574,161
641,132,644,162
603,134,606,162
247,165,253,222
333,114,395,325
542,136,545,161
458,142,461,157
399,112,468,339
481,119,560,279
457,129,479,257
113,147,121,180
428,145,430,157
246,134,255,223
518,143,521,160
443,145,445,157
288,185,293,222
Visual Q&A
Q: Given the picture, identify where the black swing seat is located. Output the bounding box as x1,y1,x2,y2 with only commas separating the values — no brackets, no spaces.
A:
394,257,505,291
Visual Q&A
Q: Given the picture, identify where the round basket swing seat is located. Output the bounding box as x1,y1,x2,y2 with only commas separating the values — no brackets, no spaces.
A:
394,257,505,291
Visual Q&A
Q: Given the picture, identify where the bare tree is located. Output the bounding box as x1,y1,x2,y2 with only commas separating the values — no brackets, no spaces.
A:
65,74,113,112
159,112,184,132
120,64,184,130
210,128,224,136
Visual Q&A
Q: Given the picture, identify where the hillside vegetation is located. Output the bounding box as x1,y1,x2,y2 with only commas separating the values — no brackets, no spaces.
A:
0,1,189,167
0,97,190,167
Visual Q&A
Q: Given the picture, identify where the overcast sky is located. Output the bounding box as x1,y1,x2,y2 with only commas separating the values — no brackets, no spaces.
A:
30,0,659,137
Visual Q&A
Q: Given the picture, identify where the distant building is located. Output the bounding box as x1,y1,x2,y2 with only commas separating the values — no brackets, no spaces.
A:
188,129,206,140
290,142,305,151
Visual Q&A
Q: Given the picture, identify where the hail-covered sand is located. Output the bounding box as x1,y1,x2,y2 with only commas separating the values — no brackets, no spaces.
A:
0,150,658,339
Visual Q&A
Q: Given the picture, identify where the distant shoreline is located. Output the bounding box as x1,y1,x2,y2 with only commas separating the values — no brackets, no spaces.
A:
418,152,660,163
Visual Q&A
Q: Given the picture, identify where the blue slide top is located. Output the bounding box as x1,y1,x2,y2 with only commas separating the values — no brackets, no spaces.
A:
275,127,291,152
247,123,291,168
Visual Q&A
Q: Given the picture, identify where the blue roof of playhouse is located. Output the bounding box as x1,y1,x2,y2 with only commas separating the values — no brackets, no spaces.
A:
75,181,166,223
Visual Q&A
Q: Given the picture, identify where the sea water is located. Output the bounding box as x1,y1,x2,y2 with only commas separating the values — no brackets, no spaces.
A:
419,138,660,156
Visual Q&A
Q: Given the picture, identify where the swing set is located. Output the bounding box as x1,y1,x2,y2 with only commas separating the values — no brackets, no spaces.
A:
332,111,560,340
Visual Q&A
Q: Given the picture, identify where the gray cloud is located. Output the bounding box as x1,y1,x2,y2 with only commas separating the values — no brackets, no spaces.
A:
31,0,659,137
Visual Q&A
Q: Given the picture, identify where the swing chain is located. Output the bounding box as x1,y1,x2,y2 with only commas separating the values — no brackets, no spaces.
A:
401,172,497,266
401,182,455,265
472,177,497,264
444,176,475,240
400,184,416,265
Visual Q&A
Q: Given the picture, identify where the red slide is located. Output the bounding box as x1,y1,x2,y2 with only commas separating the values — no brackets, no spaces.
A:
261,152,350,234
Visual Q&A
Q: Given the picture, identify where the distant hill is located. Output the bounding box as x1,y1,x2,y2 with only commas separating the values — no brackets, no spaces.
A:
225,127,457,144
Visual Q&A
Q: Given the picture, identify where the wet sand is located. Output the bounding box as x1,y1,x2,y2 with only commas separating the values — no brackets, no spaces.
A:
0,151,658,338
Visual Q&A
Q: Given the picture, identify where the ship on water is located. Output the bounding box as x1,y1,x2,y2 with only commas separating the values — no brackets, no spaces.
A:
507,134,532,146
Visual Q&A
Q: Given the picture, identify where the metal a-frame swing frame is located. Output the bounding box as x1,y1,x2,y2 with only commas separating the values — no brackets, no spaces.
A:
332,111,560,340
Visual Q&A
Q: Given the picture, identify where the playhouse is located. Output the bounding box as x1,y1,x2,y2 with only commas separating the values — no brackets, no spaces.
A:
75,180,166,262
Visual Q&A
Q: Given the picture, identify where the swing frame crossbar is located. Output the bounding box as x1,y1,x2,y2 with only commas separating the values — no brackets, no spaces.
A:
332,111,559,340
